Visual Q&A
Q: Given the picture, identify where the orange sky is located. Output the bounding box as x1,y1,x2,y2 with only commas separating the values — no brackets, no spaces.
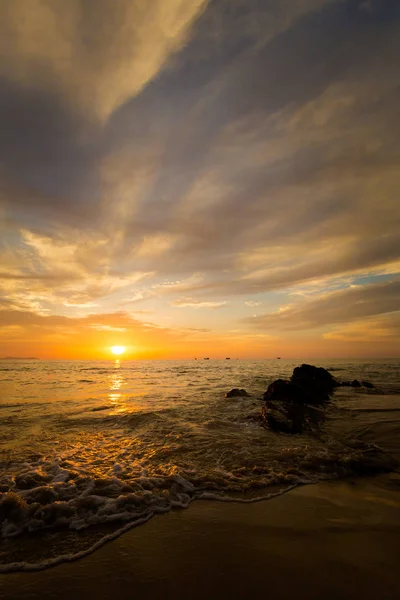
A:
1,308,398,360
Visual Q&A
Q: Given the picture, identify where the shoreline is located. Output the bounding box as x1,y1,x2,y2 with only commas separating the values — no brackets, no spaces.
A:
2,475,400,600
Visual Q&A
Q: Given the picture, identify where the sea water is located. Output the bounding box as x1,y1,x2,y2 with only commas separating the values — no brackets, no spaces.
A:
1,358,399,571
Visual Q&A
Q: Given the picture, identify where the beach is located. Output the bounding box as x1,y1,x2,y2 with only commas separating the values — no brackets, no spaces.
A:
2,475,400,600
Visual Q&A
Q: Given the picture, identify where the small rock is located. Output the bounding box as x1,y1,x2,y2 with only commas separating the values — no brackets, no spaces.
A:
226,388,251,398
361,380,375,389
351,379,362,387
341,380,362,388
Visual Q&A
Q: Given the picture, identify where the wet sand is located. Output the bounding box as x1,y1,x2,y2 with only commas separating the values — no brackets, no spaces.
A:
2,476,400,600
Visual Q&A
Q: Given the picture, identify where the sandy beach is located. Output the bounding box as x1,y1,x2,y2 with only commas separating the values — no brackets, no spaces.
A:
2,475,399,600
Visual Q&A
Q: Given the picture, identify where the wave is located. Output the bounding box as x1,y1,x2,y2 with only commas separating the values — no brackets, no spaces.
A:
80,368,110,373
0,484,300,574
0,431,397,574
0,402,47,409
60,409,170,429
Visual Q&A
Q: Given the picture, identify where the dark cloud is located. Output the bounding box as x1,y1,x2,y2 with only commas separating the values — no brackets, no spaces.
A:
0,77,101,229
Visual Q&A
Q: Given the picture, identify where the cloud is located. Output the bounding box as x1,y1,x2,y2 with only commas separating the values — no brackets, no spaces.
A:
324,312,400,342
0,0,399,354
94,0,400,293
89,324,127,332
244,279,400,331
172,298,227,308
0,0,208,121
0,308,166,342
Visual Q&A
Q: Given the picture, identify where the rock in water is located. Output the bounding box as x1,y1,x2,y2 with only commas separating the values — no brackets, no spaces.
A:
339,379,372,388
261,403,305,434
226,388,251,398
263,379,309,404
290,364,339,402
361,380,374,388
261,364,338,433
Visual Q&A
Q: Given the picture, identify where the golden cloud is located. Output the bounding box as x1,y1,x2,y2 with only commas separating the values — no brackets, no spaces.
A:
0,0,207,120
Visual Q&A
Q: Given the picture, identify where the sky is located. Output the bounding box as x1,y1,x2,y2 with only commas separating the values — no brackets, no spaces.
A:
0,0,399,359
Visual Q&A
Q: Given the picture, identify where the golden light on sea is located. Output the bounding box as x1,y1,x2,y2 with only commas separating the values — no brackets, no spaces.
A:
110,345,126,356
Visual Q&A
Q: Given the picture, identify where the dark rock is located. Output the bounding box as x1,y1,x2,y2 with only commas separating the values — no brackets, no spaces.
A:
361,380,375,389
261,401,326,434
291,364,339,401
226,388,251,398
261,403,304,434
351,379,362,387
340,380,362,387
263,379,309,404
261,364,337,433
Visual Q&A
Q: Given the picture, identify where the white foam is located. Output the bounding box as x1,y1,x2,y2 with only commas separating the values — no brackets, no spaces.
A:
51,468,70,483
0,478,304,574
0,514,154,574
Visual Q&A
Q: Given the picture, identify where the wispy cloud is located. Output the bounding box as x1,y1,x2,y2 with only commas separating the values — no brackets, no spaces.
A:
172,298,227,309
244,279,400,331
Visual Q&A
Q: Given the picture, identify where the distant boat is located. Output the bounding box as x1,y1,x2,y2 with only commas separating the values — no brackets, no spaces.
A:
204,357,210,360
226,357,231,360
277,357,281,360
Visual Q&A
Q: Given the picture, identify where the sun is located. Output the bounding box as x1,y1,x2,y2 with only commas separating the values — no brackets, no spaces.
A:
110,345,126,356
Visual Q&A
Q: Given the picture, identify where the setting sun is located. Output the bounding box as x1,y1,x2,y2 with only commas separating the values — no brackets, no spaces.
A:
110,345,126,356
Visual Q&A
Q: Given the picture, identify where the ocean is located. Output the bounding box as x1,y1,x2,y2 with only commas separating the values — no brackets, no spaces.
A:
1,358,399,572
